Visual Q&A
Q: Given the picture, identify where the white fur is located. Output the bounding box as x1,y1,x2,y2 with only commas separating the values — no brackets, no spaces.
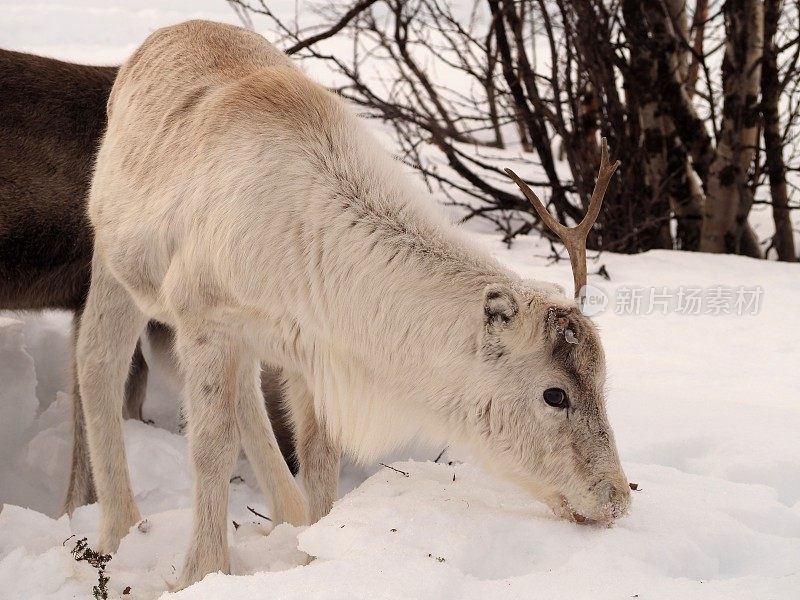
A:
77,20,630,589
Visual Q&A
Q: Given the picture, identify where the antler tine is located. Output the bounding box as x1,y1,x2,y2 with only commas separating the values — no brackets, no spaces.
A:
576,137,620,236
505,137,620,305
503,168,568,238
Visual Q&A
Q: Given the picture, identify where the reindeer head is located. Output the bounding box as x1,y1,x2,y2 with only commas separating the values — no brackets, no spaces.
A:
466,139,629,524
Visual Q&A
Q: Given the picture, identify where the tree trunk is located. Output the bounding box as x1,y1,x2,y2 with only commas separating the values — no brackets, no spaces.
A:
575,0,661,251
644,0,703,250
700,0,764,256
686,0,709,99
638,75,675,249
575,80,601,209
624,0,676,249
664,0,689,84
761,0,797,261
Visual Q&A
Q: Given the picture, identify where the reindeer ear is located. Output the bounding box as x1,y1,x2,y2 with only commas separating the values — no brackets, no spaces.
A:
483,283,518,326
545,306,580,345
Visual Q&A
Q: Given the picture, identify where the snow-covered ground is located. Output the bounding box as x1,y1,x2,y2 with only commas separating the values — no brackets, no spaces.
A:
2,237,799,599
1,2,800,599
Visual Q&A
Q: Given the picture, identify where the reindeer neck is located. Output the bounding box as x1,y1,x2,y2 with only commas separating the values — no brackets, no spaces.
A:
313,146,518,378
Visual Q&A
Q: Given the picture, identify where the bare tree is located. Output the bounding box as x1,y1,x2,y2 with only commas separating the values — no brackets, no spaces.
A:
229,0,799,261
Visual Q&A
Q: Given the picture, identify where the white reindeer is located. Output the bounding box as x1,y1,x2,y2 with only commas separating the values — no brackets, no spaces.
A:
77,20,630,589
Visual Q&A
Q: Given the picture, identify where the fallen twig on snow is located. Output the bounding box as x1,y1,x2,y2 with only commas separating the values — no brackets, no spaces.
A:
246,505,273,522
379,463,410,477
70,537,112,600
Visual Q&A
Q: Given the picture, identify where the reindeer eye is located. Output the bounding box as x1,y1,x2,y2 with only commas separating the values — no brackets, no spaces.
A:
543,388,568,409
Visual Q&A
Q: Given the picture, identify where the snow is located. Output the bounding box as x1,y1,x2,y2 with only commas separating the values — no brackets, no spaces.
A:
2,240,799,599
2,1,800,598
174,461,800,600
0,318,38,456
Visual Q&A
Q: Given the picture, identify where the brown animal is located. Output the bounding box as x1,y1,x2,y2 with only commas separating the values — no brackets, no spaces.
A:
0,49,295,515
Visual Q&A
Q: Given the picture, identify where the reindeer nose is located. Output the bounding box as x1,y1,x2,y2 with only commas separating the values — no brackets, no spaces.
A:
598,481,614,504
598,480,631,510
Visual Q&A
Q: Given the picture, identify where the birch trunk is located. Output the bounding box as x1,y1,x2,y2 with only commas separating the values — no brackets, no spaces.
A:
761,0,797,261
700,0,764,256
650,0,703,250
686,0,709,99
624,0,674,249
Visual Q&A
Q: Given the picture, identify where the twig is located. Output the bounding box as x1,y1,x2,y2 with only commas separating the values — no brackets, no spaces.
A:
246,505,273,522
70,537,112,600
433,447,448,463
287,0,380,54
379,462,410,477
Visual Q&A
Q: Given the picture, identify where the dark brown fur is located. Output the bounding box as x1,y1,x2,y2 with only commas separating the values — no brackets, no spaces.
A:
0,50,114,311
0,50,296,513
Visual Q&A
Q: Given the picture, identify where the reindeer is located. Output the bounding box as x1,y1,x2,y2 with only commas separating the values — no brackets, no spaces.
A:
0,49,295,515
0,50,143,513
77,20,630,589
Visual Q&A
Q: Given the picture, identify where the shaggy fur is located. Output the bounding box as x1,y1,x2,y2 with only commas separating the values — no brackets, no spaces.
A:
0,49,296,516
79,20,630,589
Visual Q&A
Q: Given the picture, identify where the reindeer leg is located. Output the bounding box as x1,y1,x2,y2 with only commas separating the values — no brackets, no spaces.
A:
76,256,148,552
284,374,340,523
237,361,308,526
63,309,97,515
65,326,149,515
122,340,148,421
175,323,241,589
261,365,299,474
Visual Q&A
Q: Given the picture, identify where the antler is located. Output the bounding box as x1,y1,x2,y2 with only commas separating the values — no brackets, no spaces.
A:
504,137,620,305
